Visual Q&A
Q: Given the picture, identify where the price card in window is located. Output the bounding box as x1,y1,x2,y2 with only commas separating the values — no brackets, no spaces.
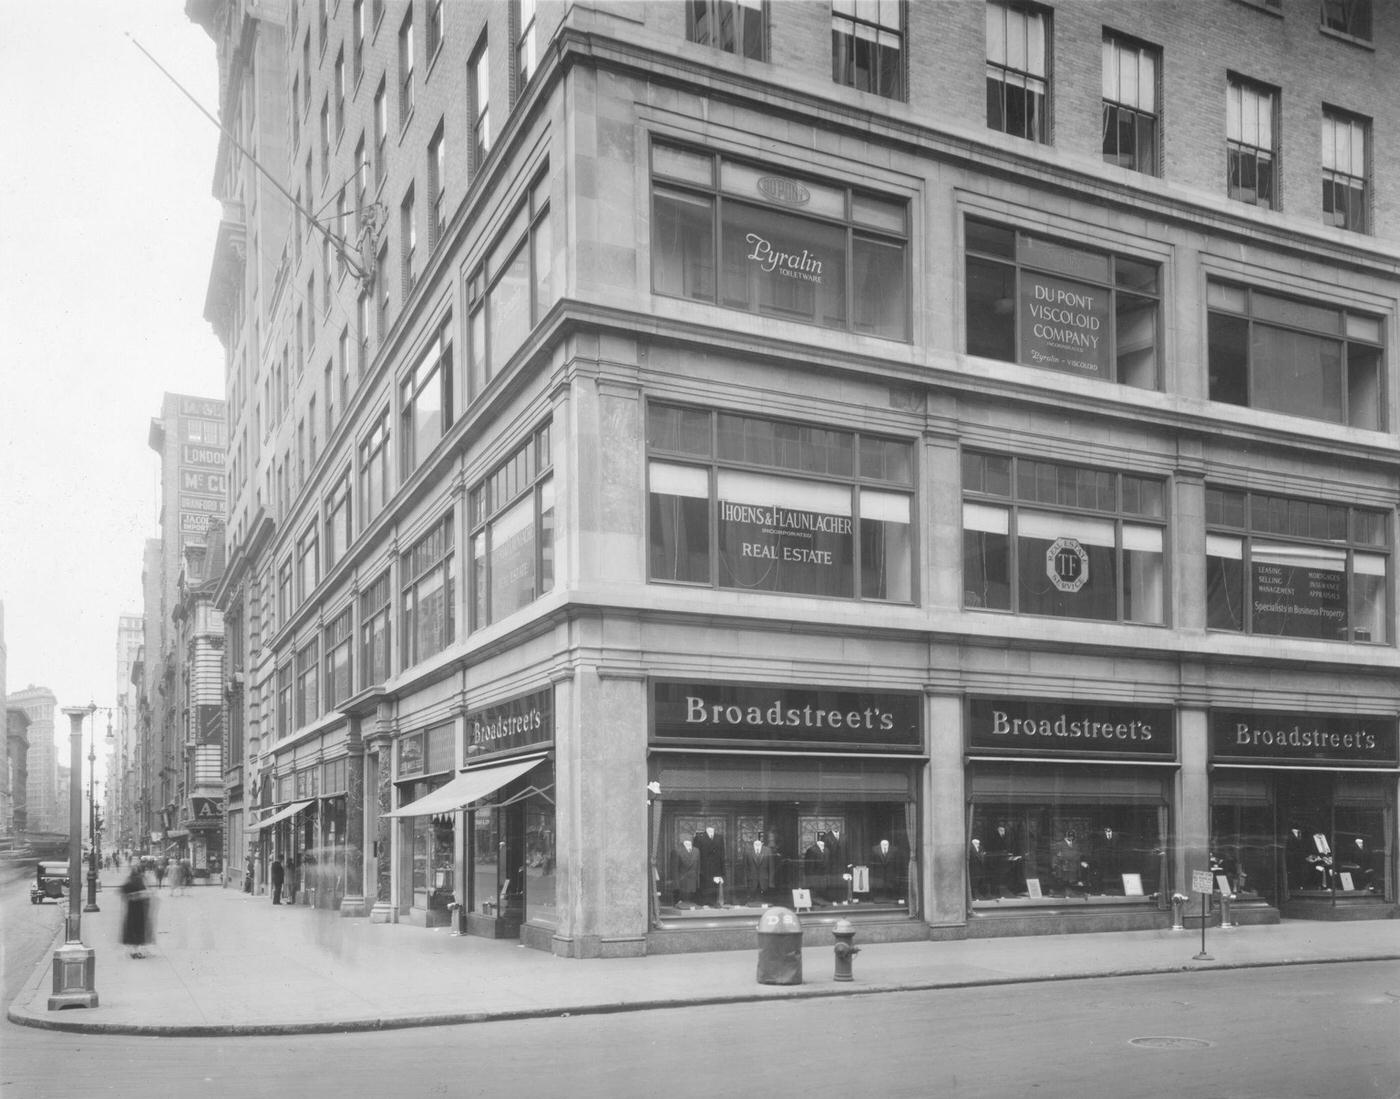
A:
1191,869,1214,896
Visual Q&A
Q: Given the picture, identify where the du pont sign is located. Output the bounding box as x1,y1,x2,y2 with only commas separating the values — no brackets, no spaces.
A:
1211,710,1398,768
465,689,554,762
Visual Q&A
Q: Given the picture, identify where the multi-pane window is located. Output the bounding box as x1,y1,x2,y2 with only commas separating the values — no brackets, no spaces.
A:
334,48,346,137
469,37,492,173
335,188,349,277
277,661,293,738
320,96,331,180
354,134,368,223
338,326,352,405
652,142,909,339
360,570,392,688
831,0,903,100
1206,487,1388,643
401,321,453,473
325,472,352,567
427,0,444,58
467,172,552,398
357,289,370,375
374,80,388,190
296,524,320,603
359,411,391,521
402,513,455,667
377,242,390,336
688,0,765,59
1102,33,1158,175
1322,110,1368,233
295,638,320,727
649,404,914,601
1206,280,1383,429
470,422,554,629
428,123,446,246
292,76,301,148
353,0,365,84
962,451,1167,625
321,236,333,307
303,33,312,112
400,185,417,296
964,217,1161,388
324,606,354,710
277,557,293,624
1226,76,1278,209
399,6,415,125
987,2,1049,143
514,0,537,94
1322,0,1372,40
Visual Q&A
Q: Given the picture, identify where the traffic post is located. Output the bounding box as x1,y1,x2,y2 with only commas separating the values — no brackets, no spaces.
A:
1190,869,1214,962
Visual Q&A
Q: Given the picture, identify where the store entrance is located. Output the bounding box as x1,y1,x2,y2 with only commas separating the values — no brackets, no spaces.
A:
469,802,525,938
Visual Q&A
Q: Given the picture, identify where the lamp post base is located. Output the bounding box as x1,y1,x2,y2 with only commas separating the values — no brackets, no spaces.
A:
47,942,98,1010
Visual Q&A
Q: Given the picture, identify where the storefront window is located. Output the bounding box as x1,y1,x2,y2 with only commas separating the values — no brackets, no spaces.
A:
965,216,1160,388
652,140,909,340
397,722,456,915
468,760,556,928
963,451,1165,623
649,404,914,601
968,763,1169,902
1206,487,1389,643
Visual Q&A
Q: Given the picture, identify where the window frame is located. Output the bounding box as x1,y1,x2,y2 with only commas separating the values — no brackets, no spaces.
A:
398,5,415,127
688,0,766,60
359,409,392,522
1101,31,1159,176
401,511,456,668
324,605,355,710
469,420,554,631
986,1,1050,143
359,570,393,689
400,319,454,474
325,470,353,568
469,35,492,174
295,636,321,728
1226,75,1279,210
1322,108,1369,233
831,0,904,100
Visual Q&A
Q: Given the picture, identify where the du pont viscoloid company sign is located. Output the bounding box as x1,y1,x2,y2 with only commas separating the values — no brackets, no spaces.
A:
652,681,921,750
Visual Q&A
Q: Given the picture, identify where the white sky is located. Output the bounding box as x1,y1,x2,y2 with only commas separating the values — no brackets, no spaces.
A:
1,3,224,742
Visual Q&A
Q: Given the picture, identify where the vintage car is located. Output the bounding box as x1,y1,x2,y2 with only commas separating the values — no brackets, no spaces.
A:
30,860,70,904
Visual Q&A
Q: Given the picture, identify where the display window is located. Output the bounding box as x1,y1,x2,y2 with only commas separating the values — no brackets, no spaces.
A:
967,763,1170,905
467,759,556,931
962,450,1166,623
650,755,918,919
396,721,457,915
1211,770,1392,904
651,141,909,340
648,403,914,602
1205,486,1389,643
964,215,1160,388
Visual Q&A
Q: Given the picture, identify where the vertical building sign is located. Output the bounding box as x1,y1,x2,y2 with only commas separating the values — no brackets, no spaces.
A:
176,396,227,547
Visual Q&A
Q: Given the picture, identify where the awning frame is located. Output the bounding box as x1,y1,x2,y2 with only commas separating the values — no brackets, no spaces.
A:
384,756,545,818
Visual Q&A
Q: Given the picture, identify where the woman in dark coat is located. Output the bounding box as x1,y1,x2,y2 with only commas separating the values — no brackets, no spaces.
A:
120,864,152,958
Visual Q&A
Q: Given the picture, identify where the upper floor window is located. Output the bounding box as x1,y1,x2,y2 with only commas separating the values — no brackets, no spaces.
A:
427,0,445,59
469,36,492,173
296,524,320,603
986,2,1048,143
470,421,554,629
649,404,914,602
334,49,346,137
319,97,331,180
295,637,320,727
1206,280,1383,430
428,123,447,246
1322,109,1368,233
651,141,909,340
277,557,293,625
360,570,392,689
400,185,417,296
401,320,453,473
689,0,765,60
1102,33,1158,175
399,6,415,126
1206,487,1388,643
325,472,352,567
963,451,1166,625
1322,0,1371,40
352,0,365,83
402,512,455,667
359,410,391,521
831,0,902,99
467,172,552,398
514,0,537,94
277,661,293,738
965,217,1160,388
324,606,354,710
374,80,389,190
1227,76,1278,209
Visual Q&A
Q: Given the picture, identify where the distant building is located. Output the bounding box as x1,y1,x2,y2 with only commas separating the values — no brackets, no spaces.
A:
12,687,57,833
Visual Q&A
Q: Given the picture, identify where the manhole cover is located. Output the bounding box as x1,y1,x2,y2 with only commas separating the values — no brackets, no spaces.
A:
1130,1037,1213,1050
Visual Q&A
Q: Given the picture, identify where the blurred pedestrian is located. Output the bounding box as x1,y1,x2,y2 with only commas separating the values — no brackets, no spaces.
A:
155,857,167,890
179,857,193,893
120,864,153,959
271,857,285,905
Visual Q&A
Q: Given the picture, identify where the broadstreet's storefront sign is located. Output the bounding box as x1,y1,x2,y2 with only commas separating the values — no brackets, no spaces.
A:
465,688,554,762
968,697,1177,759
1210,710,1399,768
652,680,921,750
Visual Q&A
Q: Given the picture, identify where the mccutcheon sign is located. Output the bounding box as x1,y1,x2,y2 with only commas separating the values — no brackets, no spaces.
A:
1211,711,1398,767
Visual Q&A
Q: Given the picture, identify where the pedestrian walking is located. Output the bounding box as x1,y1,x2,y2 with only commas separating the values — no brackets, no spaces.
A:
155,857,167,890
179,857,193,893
120,863,153,959
271,857,285,905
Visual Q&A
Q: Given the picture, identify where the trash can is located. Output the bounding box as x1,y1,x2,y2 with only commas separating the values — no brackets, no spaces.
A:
755,906,803,985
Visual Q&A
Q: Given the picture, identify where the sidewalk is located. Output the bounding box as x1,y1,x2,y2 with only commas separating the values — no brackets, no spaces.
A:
10,868,1400,1036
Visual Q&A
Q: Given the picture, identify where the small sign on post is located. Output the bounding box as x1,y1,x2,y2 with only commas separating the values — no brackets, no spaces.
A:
1190,869,1214,961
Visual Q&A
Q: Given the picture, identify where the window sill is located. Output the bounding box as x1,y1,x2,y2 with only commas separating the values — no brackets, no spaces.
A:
1319,25,1375,50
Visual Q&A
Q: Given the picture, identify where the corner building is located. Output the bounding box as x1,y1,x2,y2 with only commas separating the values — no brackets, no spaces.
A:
191,0,1399,956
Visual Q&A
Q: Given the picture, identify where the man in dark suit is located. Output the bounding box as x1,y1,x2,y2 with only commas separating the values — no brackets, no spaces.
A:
804,832,833,902
694,827,725,905
870,837,904,900
740,836,777,903
671,839,700,905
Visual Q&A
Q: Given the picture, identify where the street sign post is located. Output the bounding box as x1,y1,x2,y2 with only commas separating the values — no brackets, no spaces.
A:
1191,869,1214,961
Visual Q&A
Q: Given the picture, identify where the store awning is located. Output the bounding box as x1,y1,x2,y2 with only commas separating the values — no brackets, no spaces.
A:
385,757,543,818
254,800,314,830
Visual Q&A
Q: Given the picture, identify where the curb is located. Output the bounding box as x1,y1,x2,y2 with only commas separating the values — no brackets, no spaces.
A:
10,950,1400,1038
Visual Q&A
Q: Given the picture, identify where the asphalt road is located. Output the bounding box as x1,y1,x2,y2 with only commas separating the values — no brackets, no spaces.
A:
3,868,1398,1099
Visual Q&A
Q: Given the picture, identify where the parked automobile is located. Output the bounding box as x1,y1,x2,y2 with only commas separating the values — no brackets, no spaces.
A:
30,860,70,904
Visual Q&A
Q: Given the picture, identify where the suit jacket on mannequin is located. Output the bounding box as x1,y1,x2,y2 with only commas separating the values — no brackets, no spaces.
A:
870,839,904,895
741,839,777,894
671,841,700,901
694,828,725,902
825,829,845,873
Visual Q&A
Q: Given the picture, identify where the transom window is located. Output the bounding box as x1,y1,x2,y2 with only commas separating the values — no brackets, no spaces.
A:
987,2,1048,143
1206,487,1388,644
649,404,915,603
1206,280,1383,429
689,0,765,60
965,217,1160,388
1322,109,1368,233
962,451,1166,625
651,141,909,340
401,513,455,668
1102,33,1158,175
470,421,554,630
831,0,903,100
1227,76,1277,209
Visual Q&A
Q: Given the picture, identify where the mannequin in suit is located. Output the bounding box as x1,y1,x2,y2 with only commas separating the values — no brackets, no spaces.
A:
805,833,832,901
740,836,778,902
968,838,992,899
986,823,1021,895
671,839,699,905
1052,830,1087,894
871,837,904,899
825,828,846,876
1284,826,1309,891
694,827,725,905
1089,826,1126,893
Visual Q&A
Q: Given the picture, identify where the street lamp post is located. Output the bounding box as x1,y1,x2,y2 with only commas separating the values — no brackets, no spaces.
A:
49,706,98,1010
83,705,114,913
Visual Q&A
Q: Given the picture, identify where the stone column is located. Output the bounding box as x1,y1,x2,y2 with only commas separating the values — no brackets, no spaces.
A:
338,715,368,917
368,698,396,923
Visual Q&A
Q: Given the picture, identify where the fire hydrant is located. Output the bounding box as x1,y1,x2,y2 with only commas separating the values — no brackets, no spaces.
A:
832,918,859,981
